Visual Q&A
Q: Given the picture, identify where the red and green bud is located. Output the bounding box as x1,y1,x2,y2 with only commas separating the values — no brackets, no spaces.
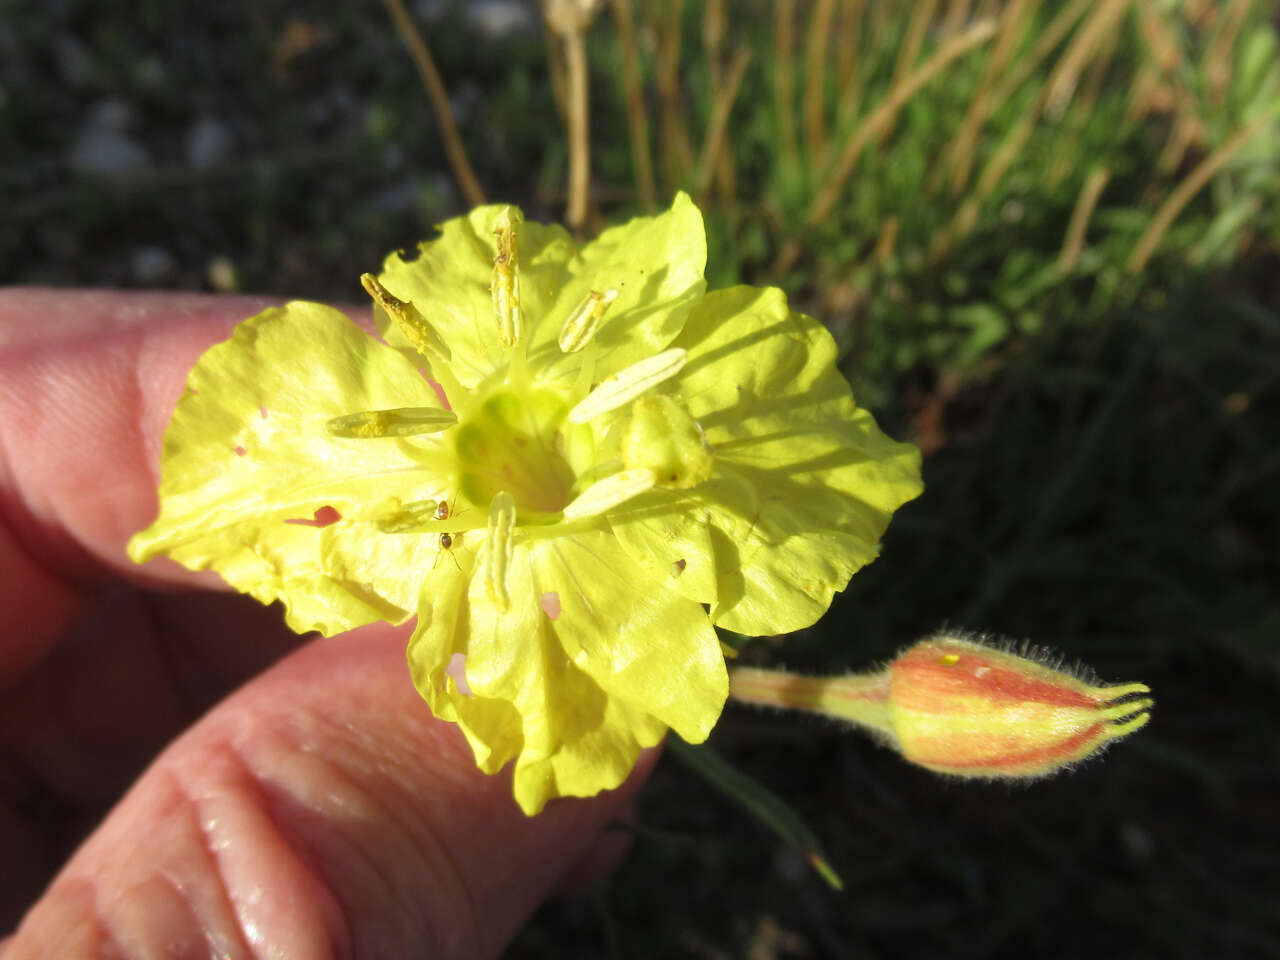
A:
729,632,1152,778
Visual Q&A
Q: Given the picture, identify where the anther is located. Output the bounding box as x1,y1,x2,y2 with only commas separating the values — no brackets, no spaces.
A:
376,498,440,533
360,274,451,363
558,289,619,353
491,208,522,347
326,406,458,438
485,491,517,611
568,348,688,424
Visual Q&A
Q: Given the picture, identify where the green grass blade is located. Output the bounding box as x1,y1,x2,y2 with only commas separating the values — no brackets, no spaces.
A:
667,736,844,891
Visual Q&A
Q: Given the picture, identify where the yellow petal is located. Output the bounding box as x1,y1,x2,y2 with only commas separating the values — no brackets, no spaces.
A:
529,193,707,384
407,528,725,814
377,194,707,391
530,531,726,742
128,302,453,635
612,286,922,635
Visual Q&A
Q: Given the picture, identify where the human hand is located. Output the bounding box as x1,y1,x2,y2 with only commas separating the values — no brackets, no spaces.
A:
0,288,654,959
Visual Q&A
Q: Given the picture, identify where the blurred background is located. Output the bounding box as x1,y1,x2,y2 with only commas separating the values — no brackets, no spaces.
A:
4,0,1280,956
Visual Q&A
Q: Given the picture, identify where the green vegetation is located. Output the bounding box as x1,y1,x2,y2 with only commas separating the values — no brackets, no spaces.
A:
577,0,1280,405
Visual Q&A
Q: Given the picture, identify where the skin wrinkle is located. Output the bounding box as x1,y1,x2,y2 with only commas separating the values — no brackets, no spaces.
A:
0,291,266,586
0,584,310,935
106,872,218,960
51,762,258,960
92,889,130,960
175,747,344,960
0,333,149,588
20,347,135,575
6,876,129,960
0,361,97,687
159,769,260,960
126,330,162,509
238,719,396,959
232,695,480,959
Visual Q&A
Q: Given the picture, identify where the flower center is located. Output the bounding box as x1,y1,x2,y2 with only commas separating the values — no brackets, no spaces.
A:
453,388,577,516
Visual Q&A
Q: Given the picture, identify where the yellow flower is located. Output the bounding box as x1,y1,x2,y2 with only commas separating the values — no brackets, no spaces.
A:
129,194,923,814
730,632,1153,778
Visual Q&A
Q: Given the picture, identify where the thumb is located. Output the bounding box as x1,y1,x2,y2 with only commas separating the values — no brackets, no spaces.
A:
6,620,656,959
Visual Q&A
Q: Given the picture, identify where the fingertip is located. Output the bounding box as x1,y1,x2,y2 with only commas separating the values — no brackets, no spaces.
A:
0,290,372,596
8,622,666,960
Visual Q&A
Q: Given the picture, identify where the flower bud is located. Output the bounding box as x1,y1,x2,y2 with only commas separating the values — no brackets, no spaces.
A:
886,633,1152,777
728,632,1152,779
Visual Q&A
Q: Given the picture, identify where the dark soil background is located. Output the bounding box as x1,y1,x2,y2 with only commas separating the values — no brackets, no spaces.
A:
3,1,1279,957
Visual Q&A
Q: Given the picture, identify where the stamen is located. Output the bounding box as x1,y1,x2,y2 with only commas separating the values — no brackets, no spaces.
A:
376,498,440,533
360,274,451,363
326,407,458,438
491,208,522,347
562,468,657,520
568,348,688,424
558,289,619,353
485,491,517,611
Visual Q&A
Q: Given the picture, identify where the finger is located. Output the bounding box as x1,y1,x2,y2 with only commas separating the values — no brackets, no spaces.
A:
0,288,369,684
0,588,306,929
7,620,660,959
0,287,296,582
